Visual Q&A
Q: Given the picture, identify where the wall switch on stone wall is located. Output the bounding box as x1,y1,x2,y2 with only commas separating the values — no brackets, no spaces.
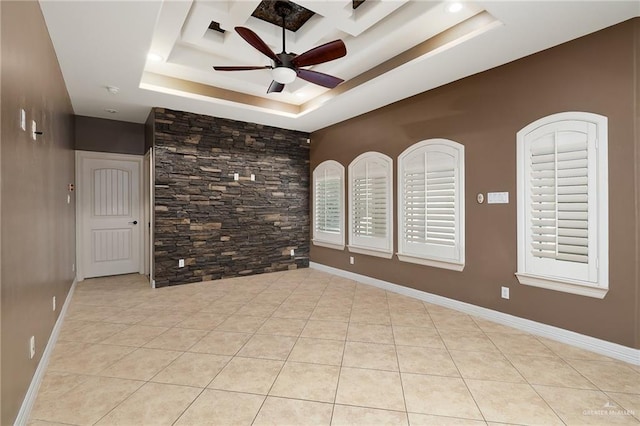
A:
290,249,295,256
179,259,185,268
251,174,255,181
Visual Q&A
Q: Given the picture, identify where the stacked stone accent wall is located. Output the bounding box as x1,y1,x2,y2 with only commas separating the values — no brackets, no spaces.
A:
153,108,310,287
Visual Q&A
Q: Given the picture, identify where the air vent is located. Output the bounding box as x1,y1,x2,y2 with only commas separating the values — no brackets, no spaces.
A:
208,21,225,33
353,0,366,9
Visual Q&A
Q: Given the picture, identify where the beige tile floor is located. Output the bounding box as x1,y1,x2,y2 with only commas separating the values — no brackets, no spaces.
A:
28,269,640,425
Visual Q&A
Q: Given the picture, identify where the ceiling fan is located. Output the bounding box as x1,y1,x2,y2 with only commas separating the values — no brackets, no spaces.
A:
213,1,347,94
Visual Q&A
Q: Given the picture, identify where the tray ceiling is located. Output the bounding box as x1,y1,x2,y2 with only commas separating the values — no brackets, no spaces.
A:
40,1,640,132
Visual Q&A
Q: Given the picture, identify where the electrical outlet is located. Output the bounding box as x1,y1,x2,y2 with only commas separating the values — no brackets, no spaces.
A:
52,296,56,312
233,173,239,181
501,286,510,300
178,259,185,268
349,256,354,265
290,249,295,257
29,336,35,359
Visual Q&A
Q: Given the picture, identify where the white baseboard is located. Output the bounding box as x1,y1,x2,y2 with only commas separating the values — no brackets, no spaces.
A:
310,262,640,366
14,276,78,426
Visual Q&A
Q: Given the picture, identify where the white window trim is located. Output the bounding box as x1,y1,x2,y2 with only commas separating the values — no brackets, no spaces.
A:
396,253,464,271
397,139,465,271
312,160,345,251
516,111,608,298
348,152,394,259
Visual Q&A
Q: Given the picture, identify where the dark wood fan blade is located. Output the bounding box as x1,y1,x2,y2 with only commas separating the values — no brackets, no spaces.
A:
235,27,279,63
297,69,344,89
292,40,346,67
213,66,272,71
267,81,285,93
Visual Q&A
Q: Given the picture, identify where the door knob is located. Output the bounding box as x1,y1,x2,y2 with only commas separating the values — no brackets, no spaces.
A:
129,220,138,225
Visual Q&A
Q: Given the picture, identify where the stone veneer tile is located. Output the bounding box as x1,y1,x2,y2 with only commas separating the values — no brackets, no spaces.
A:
152,108,310,287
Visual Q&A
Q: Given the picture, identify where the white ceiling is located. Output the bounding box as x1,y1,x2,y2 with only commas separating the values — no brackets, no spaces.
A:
40,1,640,133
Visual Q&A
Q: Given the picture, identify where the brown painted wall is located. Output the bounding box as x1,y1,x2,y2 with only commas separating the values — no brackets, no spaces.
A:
1,2,76,424
75,115,145,155
311,19,640,349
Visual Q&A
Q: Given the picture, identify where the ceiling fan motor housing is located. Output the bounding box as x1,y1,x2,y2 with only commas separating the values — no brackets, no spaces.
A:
275,53,295,69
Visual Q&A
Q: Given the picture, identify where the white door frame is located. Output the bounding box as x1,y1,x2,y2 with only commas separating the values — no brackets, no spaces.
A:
75,150,145,281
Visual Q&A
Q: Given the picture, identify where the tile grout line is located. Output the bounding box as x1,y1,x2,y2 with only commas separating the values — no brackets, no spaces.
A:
385,289,411,425
249,274,319,425
424,300,489,424
469,316,566,425
168,298,248,425
329,277,358,425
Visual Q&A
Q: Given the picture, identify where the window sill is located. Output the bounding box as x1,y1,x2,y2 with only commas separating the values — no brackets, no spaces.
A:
515,273,608,299
397,253,464,271
348,246,393,259
312,240,345,251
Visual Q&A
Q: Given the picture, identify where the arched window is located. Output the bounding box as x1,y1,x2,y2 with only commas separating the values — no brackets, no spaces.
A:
312,160,345,250
516,112,608,298
348,152,393,258
398,139,465,271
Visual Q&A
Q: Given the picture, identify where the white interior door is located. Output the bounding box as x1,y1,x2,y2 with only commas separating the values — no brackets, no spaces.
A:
79,152,142,279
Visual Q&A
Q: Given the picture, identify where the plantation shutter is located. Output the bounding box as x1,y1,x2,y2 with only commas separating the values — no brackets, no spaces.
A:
525,121,598,282
315,171,341,233
312,161,345,249
352,163,387,237
398,140,464,268
404,153,456,247
348,153,393,256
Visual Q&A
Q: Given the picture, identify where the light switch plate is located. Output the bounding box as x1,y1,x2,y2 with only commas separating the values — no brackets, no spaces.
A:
20,109,26,131
488,192,509,204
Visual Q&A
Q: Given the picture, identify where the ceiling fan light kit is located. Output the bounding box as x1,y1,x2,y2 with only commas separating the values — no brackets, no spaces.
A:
213,0,347,93
272,66,297,84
